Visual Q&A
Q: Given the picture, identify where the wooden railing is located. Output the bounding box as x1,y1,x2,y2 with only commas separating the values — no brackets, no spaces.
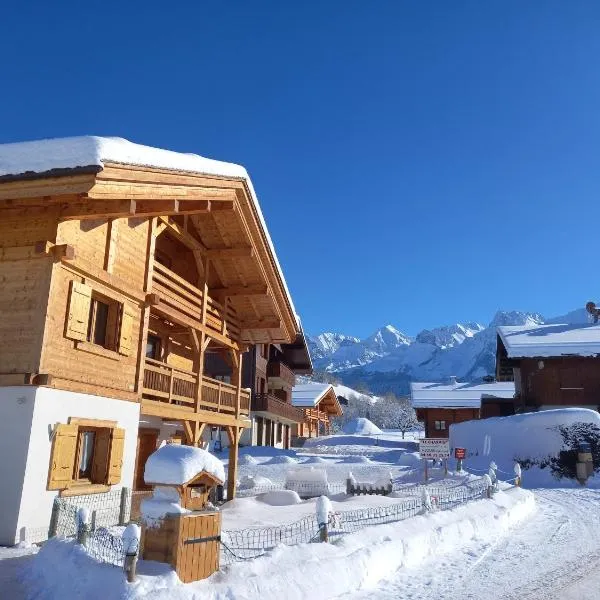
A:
142,358,250,416
151,262,241,341
267,360,296,388
252,393,303,422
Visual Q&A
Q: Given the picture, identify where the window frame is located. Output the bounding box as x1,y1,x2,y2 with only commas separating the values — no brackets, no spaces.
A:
86,291,121,351
434,420,447,431
74,427,98,483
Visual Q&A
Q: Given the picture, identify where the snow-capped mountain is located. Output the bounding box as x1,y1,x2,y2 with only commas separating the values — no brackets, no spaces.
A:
308,332,360,361
307,309,565,395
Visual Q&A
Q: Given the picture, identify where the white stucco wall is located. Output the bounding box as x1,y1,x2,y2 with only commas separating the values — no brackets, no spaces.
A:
7,387,140,545
0,387,37,546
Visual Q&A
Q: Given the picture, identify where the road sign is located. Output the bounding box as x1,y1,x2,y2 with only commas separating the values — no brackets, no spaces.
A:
454,447,466,460
419,438,450,459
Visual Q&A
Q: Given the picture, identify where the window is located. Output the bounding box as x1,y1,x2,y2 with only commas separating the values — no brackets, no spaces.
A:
146,334,162,359
47,419,125,493
434,420,446,431
87,296,114,347
277,423,283,443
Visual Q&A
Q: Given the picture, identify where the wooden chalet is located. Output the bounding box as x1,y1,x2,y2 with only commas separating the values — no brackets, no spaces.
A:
0,136,300,545
291,383,343,438
241,330,313,449
411,379,516,438
496,320,600,411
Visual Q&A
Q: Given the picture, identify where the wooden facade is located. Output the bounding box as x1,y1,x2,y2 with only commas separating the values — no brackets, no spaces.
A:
415,408,480,439
292,384,343,439
0,154,300,501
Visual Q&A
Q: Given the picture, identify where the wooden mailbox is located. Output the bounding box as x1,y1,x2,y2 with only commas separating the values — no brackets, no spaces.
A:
141,444,225,583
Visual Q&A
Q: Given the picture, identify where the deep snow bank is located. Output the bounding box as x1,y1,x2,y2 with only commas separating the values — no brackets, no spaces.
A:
25,489,534,600
450,408,600,486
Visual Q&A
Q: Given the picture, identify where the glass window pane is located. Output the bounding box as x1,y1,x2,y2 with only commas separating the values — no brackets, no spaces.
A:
92,301,109,346
78,431,96,478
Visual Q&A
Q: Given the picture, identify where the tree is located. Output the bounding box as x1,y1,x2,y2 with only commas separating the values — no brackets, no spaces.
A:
395,396,420,439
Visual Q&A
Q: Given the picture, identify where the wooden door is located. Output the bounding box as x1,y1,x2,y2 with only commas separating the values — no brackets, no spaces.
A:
134,429,159,490
175,512,221,582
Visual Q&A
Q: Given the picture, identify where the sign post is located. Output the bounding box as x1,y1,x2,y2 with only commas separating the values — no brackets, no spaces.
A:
454,447,466,472
419,439,450,482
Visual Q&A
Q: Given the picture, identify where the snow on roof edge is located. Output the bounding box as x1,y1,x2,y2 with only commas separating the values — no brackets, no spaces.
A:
0,135,299,331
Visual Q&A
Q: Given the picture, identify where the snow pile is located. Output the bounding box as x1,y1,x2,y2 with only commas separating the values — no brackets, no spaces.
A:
264,455,298,465
140,487,190,526
240,454,259,465
145,444,225,485
238,475,274,490
302,456,328,464
122,524,141,554
396,452,421,467
257,490,302,506
340,455,372,464
285,467,329,497
24,488,535,600
343,417,382,435
450,408,600,485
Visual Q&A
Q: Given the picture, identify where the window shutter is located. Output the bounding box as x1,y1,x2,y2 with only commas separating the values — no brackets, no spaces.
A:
107,428,125,485
91,428,111,484
47,424,79,490
65,281,92,341
118,304,136,356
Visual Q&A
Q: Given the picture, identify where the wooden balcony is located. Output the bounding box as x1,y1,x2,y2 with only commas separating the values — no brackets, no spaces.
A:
267,360,296,388
252,393,303,423
142,358,250,419
151,262,241,343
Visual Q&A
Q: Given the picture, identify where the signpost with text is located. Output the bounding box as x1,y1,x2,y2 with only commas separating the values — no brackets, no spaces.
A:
419,439,451,481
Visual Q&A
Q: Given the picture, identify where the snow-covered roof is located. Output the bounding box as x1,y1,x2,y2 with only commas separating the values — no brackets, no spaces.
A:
497,322,600,358
144,443,225,485
410,381,515,409
0,135,298,329
291,383,334,407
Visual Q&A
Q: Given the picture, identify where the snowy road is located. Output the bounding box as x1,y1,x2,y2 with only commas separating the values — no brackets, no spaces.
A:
346,489,600,600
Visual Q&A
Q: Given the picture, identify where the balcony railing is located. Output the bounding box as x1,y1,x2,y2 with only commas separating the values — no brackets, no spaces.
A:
267,360,296,388
252,393,303,422
151,261,241,341
142,358,250,415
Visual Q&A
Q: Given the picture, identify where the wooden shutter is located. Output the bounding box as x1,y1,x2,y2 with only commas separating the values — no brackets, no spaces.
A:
118,304,136,356
65,281,92,341
107,428,126,485
47,424,78,490
91,428,111,484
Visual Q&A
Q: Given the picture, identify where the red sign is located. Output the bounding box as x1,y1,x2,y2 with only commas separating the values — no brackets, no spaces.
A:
454,447,466,459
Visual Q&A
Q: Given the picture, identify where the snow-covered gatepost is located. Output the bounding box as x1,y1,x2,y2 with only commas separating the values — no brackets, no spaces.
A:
316,496,335,542
140,444,225,583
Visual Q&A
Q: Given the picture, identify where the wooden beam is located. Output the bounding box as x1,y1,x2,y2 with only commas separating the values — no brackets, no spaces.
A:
210,200,236,212
183,421,195,445
60,199,136,220
240,319,281,330
140,399,250,428
226,426,240,500
206,247,253,260
158,216,207,253
134,200,180,217
212,285,268,297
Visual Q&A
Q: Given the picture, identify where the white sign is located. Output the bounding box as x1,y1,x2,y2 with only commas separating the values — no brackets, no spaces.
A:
419,438,450,459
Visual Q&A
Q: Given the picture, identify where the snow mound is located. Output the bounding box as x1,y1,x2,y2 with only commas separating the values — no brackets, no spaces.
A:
340,456,373,464
396,452,421,467
302,456,328,464
240,454,259,465
144,444,224,485
265,455,299,465
257,490,302,506
343,417,382,435
238,475,274,490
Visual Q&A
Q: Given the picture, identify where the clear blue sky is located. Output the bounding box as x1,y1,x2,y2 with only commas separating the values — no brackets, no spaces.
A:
2,1,599,338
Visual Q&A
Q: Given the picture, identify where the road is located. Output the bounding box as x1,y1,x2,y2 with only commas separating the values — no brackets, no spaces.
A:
345,489,600,600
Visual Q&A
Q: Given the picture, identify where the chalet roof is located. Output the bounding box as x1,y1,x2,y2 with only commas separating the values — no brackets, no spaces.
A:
292,383,343,416
410,381,515,409
0,135,298,331
497,322,600,358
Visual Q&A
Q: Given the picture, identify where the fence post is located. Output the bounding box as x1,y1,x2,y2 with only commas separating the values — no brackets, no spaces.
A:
90,510,97,532
484,474,493,499
77,508,91,546
122,524,141,583
119,487,130,525
48,498,60,539
316,496,332,543
514,462,522,487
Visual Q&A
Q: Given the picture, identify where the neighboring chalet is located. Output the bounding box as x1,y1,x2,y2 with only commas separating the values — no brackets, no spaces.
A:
496,321,600,411
241,331,313,449
0,136,300,545
411,379,516,438
291,383,343,438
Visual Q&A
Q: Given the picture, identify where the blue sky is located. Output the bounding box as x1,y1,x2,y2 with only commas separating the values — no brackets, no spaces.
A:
2,1,600,338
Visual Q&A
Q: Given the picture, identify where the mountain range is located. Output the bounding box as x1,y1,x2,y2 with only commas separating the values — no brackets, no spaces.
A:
307,307,590,395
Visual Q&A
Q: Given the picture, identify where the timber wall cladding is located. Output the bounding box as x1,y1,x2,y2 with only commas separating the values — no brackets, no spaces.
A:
38,217,148,399
0,213,57,374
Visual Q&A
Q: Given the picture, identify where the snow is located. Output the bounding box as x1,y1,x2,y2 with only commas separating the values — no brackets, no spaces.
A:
256,490,302,506
122,524,141,554
238,475,274,489
450,408,600,486
145,443,225,485
342,417,382,435
141,487,191,525
0,135,298,328
410,380,515,408
20,487,534,600
498,322,600,357
315,496,333,524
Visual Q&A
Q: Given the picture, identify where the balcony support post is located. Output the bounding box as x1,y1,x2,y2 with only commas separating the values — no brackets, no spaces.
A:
190,327,209,447
226,426,240,500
